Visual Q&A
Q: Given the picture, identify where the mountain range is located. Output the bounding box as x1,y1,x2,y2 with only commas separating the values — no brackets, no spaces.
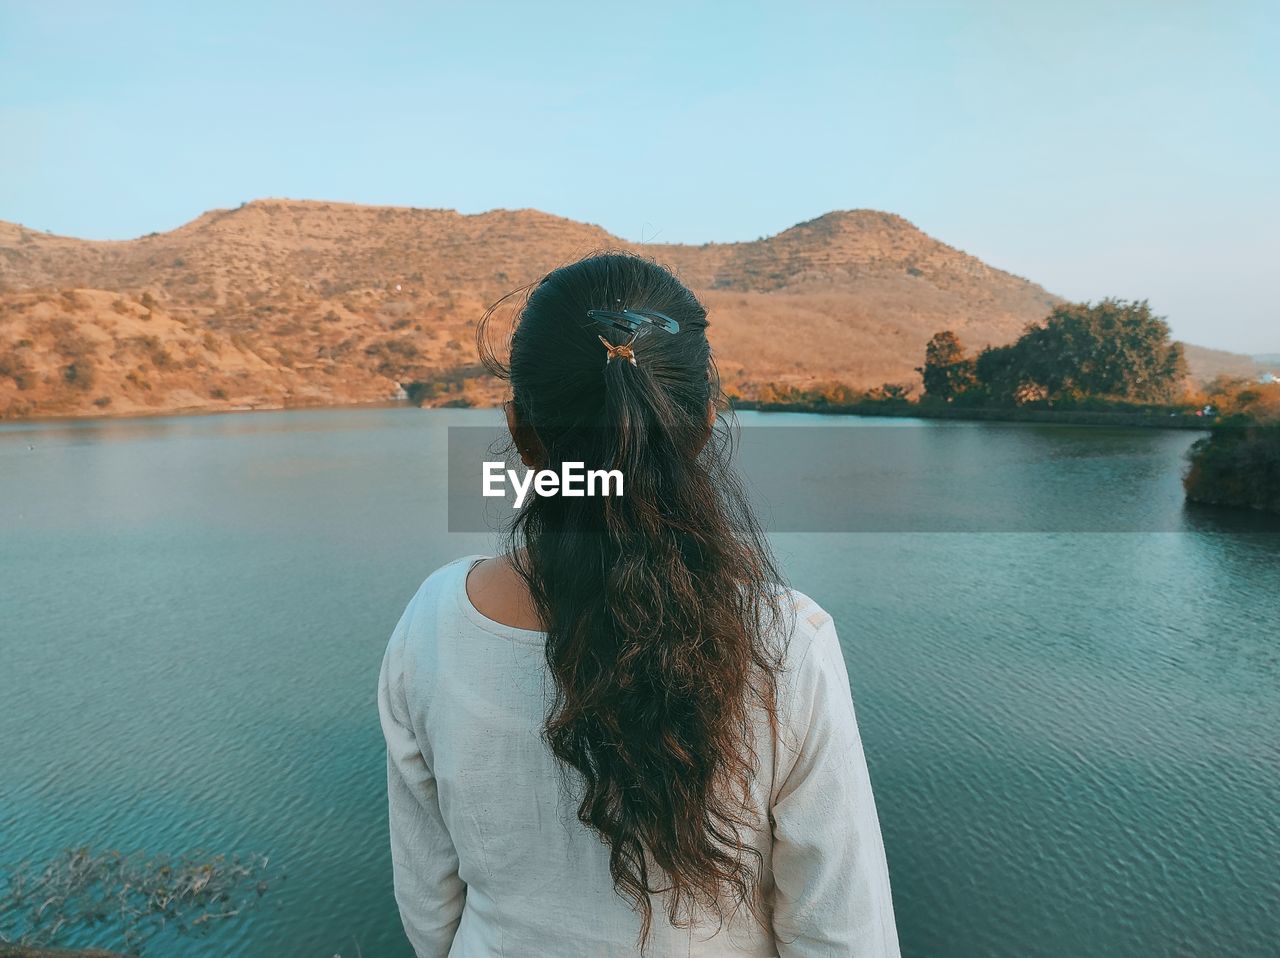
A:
0,199,1263,419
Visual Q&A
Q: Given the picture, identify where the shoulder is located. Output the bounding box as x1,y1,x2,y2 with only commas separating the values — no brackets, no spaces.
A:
382,554,487,665
768,585,841,675
397,555,486,629
766,586,854,740
378,555,489,710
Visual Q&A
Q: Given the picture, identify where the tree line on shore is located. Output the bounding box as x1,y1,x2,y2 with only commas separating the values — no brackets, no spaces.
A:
914,298,1277,514
916,299,1188,407
730,299,1196,414
734,297,1277,514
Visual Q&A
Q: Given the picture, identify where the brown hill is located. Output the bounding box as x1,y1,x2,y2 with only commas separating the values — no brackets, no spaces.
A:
1181,343,1267,383
0,199,1246,419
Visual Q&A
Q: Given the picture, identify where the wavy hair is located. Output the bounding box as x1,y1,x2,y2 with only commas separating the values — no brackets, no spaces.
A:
478,252,787,947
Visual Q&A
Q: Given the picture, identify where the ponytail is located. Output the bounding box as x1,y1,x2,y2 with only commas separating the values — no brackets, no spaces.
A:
478,252,786,947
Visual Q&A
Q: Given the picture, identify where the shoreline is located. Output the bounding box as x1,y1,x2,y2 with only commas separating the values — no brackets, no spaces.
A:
0,396,412,428
2,396,1218,431
728,400,1214,430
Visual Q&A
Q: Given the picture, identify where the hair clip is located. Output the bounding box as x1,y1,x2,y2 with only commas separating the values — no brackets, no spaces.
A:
586,308,680,336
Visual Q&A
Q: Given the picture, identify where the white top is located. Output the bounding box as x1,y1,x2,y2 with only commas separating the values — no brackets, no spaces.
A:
377,555,900,957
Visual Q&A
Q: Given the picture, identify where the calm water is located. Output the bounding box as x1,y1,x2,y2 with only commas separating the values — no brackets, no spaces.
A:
2,408,1278,957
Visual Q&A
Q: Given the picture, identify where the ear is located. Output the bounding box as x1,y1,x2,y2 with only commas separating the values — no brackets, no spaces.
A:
505,399,544,468
694,398,718,454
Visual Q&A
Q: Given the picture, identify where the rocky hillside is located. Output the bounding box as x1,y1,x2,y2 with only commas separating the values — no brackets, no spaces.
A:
0,199,1243,419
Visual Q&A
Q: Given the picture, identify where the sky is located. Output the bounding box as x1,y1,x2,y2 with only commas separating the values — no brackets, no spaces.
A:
1,1,1276,353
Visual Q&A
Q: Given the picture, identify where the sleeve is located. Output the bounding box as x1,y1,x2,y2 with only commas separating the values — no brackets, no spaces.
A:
377,594,467,957
770,613,901,958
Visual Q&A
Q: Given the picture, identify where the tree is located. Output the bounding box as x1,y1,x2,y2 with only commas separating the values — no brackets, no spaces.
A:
917,331,977,402
973,342,1036,404
967,299,1187,406
1184,382,1280,512
1185,419,1280,513
1017,299,1187,403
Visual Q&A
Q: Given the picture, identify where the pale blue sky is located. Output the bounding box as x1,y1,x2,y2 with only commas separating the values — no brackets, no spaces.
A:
2,1,1276,352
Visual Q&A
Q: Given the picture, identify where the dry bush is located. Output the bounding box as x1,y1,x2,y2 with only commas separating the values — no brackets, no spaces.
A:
62,360,96,391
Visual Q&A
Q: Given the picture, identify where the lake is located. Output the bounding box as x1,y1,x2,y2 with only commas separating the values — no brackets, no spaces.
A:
2,407,1278,957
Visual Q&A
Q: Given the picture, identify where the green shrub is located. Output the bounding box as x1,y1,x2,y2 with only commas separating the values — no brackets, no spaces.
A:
1185,418,1280,513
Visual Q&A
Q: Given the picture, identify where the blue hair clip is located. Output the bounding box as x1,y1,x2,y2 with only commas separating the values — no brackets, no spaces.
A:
586,308,680,335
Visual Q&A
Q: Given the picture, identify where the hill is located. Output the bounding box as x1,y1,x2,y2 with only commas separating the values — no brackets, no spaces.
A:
0,199,1255,419
1182,344,1268,383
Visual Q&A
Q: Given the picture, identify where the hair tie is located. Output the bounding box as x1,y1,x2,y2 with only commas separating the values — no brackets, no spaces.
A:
598,334,637,366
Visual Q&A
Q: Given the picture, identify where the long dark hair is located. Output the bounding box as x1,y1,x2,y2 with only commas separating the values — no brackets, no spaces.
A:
478,252,787,946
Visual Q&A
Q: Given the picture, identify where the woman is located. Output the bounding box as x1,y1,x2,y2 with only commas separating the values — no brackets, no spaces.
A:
377,253,899,956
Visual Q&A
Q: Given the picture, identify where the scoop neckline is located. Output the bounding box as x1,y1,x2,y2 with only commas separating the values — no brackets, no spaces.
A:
455,554,547,643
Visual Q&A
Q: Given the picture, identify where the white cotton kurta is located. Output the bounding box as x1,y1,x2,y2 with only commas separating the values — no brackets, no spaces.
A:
377,555,900,958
